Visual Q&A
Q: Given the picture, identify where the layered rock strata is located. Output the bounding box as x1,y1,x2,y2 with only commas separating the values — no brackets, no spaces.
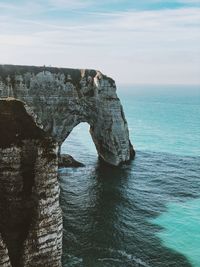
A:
0,99,62,267
0,65,135,166
0,234,11,267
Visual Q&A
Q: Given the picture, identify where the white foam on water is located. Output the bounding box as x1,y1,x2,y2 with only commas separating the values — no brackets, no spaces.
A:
97,248,151,267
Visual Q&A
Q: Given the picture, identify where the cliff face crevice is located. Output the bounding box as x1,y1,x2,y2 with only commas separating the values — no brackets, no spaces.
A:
0,99,62,267
0,143,37,267
0,65,135,166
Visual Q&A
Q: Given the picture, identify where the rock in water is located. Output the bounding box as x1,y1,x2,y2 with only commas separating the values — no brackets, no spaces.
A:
0,99,62,267
58,154,85,168
0,65,135,166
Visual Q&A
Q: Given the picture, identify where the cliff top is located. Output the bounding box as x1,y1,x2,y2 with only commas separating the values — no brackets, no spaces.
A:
0,64,105,85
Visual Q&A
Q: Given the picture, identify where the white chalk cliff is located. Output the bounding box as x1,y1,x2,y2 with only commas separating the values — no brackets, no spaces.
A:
0,64,135,267
0,99,62,267
0,65,135,166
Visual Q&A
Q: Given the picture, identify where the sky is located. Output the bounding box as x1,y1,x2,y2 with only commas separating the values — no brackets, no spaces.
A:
0,0,200,85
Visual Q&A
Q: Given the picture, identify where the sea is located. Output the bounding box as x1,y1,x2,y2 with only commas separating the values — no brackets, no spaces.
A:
59,85,200,267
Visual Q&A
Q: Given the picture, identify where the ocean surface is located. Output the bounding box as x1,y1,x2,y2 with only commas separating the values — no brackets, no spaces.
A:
59,85,200,267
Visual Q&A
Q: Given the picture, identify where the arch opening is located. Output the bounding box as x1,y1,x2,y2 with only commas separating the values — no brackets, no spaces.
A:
60,122,97,167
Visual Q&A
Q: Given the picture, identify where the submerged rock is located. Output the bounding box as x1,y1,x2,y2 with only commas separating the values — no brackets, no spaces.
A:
0,65,135,166
0,99,62,267
59,154,85,168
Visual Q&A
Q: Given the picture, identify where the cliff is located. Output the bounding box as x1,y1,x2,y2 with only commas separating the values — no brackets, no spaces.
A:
0,65,134,266
0,64,135,166
0,99,62,267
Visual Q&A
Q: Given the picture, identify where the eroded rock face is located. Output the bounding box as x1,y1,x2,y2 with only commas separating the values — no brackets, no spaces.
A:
0,65,135,166
0,233,11,267
0,99,62,267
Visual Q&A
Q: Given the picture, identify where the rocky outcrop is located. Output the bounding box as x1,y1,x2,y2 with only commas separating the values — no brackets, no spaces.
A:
0,65,135,166
58,154,85,168
0,99,62,267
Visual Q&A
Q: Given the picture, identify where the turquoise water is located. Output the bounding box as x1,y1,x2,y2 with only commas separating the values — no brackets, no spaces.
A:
118,85,200,157
151,198,200,267
60,85,200,267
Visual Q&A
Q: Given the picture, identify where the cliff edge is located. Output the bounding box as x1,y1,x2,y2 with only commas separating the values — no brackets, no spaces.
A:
0,99,62,267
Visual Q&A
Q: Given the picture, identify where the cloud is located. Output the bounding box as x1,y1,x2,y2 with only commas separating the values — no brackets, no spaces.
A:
47,0,92,9
177,0,200,3
0,4,199,84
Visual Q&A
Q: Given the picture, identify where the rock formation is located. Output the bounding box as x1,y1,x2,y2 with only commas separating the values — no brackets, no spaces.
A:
58,154,85,168
0,99,62,267
0,65,134,266
0,64,135,166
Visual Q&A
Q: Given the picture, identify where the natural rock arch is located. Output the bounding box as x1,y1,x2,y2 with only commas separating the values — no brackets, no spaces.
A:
0,65,135,166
